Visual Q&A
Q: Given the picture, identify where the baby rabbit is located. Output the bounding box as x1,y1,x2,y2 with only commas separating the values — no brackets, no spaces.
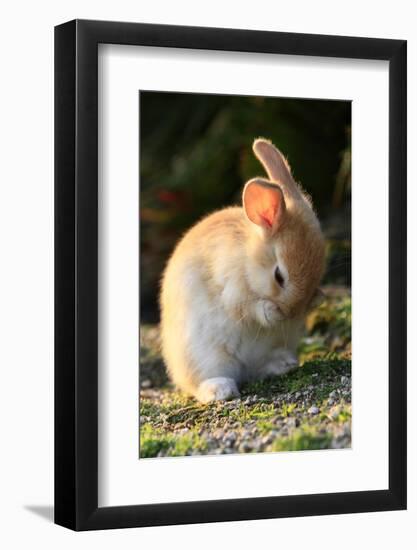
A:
160,139,325,403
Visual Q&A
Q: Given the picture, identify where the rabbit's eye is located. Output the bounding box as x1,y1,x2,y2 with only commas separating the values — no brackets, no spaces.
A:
274,266,285,288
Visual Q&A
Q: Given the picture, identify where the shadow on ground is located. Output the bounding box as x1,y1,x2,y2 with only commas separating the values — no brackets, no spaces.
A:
24,505,54,523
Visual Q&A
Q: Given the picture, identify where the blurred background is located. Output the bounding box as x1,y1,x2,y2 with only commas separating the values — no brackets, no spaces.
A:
140,91,351,321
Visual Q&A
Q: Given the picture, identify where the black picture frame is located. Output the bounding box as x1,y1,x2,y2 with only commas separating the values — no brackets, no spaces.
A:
55,19,407,531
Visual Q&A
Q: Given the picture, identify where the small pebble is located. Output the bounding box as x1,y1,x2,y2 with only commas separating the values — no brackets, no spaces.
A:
329,406,340,420
286,417,297,428
228,398,240,406
239,442,252,453
308,406,320,415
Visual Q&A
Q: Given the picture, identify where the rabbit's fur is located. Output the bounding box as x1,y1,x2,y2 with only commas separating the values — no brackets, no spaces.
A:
160,139,325,403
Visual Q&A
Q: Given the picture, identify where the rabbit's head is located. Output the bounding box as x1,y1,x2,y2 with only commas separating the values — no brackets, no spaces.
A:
242,139,326,319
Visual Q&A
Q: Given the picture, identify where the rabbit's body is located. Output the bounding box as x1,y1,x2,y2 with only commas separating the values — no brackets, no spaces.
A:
160,139,325,403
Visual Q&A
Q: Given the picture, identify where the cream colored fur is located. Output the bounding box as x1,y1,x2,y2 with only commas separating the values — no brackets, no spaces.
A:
160,139,325,403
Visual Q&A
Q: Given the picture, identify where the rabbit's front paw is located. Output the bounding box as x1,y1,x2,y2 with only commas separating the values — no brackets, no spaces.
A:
256,299,283,327
263,349,298,377
196,377,240,403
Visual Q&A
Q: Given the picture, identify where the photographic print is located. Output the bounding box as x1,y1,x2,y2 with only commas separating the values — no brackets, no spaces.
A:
139,91,351,458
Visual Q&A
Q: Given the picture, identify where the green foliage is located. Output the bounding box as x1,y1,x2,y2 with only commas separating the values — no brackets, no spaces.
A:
140,92,351,213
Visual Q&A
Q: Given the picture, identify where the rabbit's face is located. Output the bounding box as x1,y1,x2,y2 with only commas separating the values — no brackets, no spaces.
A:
245,206,325,319
242,139,326,320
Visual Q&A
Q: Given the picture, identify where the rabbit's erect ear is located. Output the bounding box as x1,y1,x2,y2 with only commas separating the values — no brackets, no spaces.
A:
243,178,286,235
253,138,296,190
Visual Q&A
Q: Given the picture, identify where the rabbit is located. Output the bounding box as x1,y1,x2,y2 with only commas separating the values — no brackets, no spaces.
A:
160,138,326,403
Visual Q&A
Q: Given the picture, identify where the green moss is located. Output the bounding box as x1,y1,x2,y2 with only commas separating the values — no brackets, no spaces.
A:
140,425,172,458
282,403,297,417
140,424,208,458
165,404,206,424
256,421,276,435
247,403,276,420
270,428,332,452
334,410,351,423
243,358,350,399
326,405,352,424
139,401,162,418
169,433,208,456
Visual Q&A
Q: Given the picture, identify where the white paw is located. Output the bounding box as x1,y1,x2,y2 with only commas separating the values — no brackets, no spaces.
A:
256,299,284,327
196,377,240,403
263,350,298,376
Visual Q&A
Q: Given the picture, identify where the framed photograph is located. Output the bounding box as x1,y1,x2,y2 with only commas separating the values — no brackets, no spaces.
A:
55,19,407,530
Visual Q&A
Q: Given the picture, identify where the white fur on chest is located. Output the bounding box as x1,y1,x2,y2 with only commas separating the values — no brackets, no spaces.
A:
184,268,302,382
225,316,300,377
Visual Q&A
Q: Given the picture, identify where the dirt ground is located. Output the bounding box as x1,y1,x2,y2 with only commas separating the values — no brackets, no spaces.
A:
139,286,351,458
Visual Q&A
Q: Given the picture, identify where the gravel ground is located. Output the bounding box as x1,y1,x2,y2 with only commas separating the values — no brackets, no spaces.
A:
139,286,351,458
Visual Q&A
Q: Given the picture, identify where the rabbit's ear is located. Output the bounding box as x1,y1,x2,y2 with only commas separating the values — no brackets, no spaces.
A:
253,138,295,190
243,177,286,235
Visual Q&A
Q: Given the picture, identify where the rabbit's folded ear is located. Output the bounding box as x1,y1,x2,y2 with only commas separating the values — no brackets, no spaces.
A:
253,138,298,194
242,177,286,235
